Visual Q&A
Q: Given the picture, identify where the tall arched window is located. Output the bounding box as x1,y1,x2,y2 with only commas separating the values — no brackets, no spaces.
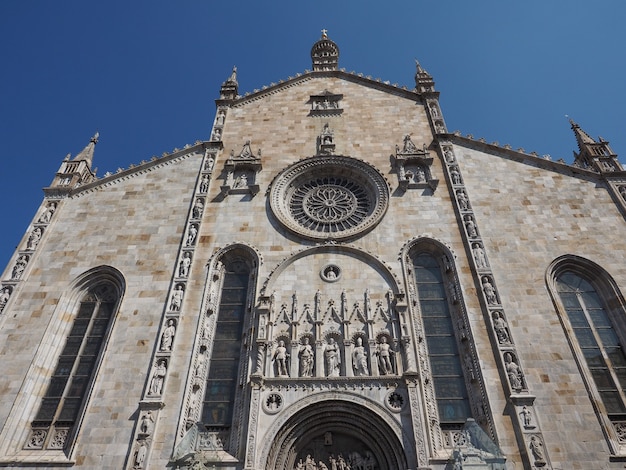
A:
548,255,626,454
412,252,471,426
202,256,253,428
27,276,122,452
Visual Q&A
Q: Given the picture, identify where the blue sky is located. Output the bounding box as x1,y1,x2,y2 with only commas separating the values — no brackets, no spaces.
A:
1,1,625,270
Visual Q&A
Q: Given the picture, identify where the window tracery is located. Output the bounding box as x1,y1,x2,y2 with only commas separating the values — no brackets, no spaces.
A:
26,276,122,453
548,255,626,454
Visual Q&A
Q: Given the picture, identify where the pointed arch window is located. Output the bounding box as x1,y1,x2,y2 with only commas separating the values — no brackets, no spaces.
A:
202,257,252,428
557,272,626,416
549,256,626,454
27,280,121,452
412,252,472,425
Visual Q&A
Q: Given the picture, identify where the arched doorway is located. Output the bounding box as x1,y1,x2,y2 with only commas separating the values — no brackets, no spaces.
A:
265,400,408,470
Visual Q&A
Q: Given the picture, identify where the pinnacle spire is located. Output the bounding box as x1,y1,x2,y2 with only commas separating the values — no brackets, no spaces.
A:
219,66,239,101
569,119,620,171
72,132,99,168
414,58,435,94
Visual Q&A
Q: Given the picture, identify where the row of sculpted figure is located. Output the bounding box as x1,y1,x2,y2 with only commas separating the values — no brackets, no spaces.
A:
295,451,376,470
271,335,397,378
3,202,59,312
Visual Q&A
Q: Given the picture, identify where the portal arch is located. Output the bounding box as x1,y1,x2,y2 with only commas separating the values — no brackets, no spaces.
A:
262,395,408,470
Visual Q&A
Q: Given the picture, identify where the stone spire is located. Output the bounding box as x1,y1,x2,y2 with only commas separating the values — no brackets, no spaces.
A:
219,66,239,101
72,132,99,168
45,133,98,195
311,29,339,71
570,119,621,172
414,59,435,94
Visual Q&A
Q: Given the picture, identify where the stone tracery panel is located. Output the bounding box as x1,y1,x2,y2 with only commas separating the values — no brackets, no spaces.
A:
269,156,390,241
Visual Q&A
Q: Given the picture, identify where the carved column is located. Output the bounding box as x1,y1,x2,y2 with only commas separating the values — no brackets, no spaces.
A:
316,340,325,377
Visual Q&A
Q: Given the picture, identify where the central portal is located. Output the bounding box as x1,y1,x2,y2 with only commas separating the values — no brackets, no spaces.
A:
264,400,408,470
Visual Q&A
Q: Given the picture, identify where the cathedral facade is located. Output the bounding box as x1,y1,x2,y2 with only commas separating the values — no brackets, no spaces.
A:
1,33,626,469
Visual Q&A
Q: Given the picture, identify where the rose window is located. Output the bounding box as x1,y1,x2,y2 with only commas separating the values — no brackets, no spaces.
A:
269,156,389,241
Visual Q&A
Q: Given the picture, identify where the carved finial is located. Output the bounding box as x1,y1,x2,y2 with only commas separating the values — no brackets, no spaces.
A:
228,66,237,83
90,132,99,144
321,28,328,38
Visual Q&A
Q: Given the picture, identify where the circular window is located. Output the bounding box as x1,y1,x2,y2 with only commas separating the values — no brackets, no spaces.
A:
269,156,389,241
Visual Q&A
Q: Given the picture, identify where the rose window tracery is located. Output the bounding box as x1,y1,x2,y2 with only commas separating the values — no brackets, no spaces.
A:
269,156,389,241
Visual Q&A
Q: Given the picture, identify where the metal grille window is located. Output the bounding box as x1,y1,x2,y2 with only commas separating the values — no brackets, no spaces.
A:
413,252,471,424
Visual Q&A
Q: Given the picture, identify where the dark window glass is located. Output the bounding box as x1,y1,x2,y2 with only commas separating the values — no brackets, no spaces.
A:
557,271,626,418
32,283,118,447
413,252,471,424
203,261,251,430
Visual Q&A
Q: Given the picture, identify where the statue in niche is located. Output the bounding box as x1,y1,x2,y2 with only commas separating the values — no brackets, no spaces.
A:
520,406,533,428
450,166,462,184
133,439,148,469
472,243,487,268
415,166,426,182
233,172,248,188
402,134,418,153
464,353,475,381
169,285,184,311
186,224,198,246
160,319,176,351
179,252,192,277
430,103,439,117
12,256,28,280
199,174,210,193
139,411,154,435
493,312,510,343
211,128,221,141
149,359,167,395
216,110,225,126
436,121,445,133
444,147,455,163
321,123,333,144
27,227,42,250
305,455,316,470
376,336,395,375
240,140,253,159
195,346,206,376
38,202,57,223
205,156,215,172
457,190,469,210
299,337,314,377
482,277,497,305
465,216,477,238
272,340,289,377
352,337,369,376
0,287,10,311
325,337,341,377
187,388,199,422
505,352,523,390
192,198,204,219
337,454,348,470
529,435,546,466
